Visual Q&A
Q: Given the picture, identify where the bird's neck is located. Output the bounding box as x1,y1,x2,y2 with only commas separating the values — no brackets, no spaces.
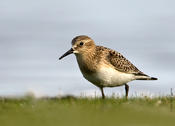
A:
75,48,97,74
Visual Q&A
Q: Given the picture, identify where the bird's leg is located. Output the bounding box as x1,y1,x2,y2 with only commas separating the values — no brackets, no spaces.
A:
125,84,129,99
100,87,105,99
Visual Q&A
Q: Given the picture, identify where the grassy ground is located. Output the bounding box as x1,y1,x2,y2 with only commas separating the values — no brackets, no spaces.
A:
0,96,175,126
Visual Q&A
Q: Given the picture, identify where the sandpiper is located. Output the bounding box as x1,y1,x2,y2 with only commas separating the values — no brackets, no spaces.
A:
59,35,157,99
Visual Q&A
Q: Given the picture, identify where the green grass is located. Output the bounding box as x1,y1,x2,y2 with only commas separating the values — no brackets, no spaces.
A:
0,96,175,126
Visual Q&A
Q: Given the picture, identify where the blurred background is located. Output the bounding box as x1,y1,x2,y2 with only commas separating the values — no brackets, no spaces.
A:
0,0,175,97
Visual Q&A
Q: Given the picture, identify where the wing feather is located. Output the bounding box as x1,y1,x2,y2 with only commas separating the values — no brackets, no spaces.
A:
106,48,146,75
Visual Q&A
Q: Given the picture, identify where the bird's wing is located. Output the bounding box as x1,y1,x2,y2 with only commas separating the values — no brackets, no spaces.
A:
107,49,147,76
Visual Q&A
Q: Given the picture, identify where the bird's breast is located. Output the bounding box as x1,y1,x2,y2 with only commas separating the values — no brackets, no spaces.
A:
75,54,135,87
76,54,97,74
81,63,135,87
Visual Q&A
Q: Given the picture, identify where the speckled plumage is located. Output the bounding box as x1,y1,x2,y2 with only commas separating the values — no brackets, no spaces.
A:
59,35,157,99
95,46,146,75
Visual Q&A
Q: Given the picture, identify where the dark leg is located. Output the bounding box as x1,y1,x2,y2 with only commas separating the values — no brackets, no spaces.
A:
100,87,105,99
125,84,129,99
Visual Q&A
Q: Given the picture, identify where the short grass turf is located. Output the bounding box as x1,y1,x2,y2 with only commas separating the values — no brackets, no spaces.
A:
0,97,175,126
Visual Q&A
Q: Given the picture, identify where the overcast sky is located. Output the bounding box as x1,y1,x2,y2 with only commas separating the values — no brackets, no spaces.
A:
0,0,175,97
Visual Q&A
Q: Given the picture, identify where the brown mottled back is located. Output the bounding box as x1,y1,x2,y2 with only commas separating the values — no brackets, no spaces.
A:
95,46,147,76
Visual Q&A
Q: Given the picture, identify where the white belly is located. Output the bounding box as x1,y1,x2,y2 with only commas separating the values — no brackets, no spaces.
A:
83,66,135,87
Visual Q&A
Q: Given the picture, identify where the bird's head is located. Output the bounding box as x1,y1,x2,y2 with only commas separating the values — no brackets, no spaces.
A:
59,35,95,60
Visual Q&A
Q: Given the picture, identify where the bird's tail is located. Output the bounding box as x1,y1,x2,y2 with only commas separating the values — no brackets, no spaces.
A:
136,76,158,80
134,73,158,80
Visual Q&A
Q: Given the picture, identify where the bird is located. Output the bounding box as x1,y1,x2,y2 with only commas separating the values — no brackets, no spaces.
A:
59,35,157,99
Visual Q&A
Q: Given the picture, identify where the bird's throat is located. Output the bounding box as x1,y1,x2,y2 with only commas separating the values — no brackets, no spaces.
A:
75,50,97,74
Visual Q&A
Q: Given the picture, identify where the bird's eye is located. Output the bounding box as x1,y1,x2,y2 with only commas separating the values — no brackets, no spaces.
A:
80,42,84,46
